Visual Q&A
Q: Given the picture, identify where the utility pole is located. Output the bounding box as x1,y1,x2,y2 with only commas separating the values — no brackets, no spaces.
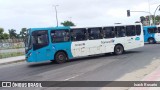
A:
53,5,59,27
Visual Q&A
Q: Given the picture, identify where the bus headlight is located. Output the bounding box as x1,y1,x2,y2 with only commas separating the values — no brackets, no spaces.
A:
28,52,32,57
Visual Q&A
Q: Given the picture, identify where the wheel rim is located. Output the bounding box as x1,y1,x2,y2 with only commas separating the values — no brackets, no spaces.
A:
116,46,122,54
149,39,153,43
58,54,64,61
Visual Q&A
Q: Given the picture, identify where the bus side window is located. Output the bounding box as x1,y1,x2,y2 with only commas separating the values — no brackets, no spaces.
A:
103,27,115,38
143,30,145,35
158,27,160,33
32,30,49,45
148,28,157,34
136,25,141,35
88,27,103,40
126,25,136,36
71,28,87,41
51,30,70,43
115,26,126,37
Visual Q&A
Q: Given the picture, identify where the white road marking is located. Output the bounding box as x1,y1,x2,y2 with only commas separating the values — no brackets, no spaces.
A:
64,73,84,81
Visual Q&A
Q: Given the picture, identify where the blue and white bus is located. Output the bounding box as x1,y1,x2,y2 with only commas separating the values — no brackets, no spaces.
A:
143,26,160,44
25,23,144,63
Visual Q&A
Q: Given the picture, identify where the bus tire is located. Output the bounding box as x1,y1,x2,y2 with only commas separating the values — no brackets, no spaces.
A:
54,51,67,64
148,38,155,44
114,45,124,55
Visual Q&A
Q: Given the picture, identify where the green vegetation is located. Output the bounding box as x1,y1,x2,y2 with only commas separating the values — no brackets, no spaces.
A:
0,52,24,59
61,20,75,26
0,27,28,39
0,28,9,39
140,15,160,26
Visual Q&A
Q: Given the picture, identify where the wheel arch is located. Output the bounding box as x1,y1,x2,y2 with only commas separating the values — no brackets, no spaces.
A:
114,43,124,50
54,50,69,60
148,37,155,43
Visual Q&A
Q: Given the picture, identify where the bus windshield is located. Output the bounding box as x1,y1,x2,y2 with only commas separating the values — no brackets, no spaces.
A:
25,30,32,53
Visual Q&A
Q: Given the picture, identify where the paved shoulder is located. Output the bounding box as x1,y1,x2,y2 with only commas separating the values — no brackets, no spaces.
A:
0,56,25,65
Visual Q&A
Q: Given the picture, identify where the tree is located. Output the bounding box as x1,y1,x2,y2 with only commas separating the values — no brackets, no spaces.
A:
0,28,4,39
19,28,27,39
61,20,75,26
155,15,160,25
8,29,17,39
2,33,9,39
140,15,160,26
0,28,4,34
140,16,146,23
0,28,9,39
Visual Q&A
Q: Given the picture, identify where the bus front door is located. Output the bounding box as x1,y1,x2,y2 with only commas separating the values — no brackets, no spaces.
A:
32,30,53,62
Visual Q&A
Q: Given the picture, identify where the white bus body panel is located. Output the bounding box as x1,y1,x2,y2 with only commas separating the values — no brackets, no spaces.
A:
71,24,144,57
155,33,160,42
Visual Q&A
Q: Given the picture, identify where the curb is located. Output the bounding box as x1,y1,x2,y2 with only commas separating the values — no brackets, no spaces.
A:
0,59,25,66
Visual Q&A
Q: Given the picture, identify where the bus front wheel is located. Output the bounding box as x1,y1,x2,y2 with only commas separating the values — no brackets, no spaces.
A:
148,38,155,44
54,52,67,64
114,45,124,55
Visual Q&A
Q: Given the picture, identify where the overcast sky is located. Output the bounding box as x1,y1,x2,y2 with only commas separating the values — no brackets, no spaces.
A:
0,0,160,33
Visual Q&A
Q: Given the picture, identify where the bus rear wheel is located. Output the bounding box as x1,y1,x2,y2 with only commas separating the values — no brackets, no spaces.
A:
114,45,124,55
54,52,67,64
148,38,155,44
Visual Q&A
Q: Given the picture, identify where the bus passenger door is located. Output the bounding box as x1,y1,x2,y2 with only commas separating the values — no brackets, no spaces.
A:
32,30,52,62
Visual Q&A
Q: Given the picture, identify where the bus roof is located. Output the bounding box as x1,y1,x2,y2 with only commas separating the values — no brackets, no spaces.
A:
29,26,70,31
71,23,142,29
28,23,142,32
143,26,156,28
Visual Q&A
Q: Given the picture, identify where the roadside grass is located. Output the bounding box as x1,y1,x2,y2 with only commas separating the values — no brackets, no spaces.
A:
0,52,24,59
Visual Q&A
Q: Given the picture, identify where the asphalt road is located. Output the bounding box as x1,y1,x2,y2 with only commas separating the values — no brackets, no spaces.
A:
0,44,160,90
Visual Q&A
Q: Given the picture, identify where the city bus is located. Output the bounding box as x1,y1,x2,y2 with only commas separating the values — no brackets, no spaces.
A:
143,26,160,44
25,23,144,63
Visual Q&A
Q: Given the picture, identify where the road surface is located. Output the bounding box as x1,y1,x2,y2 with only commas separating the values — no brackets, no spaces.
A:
0,44,160,90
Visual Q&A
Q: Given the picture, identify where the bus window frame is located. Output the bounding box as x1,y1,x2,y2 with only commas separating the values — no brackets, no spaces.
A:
147,27,157,34
157,27,160,33
103,27,115,39
125,25,136,37
88,27,103,40
135,25,141,35
50,29,70,43
115,26,126,38
32,30,49,51
70,28,88,42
